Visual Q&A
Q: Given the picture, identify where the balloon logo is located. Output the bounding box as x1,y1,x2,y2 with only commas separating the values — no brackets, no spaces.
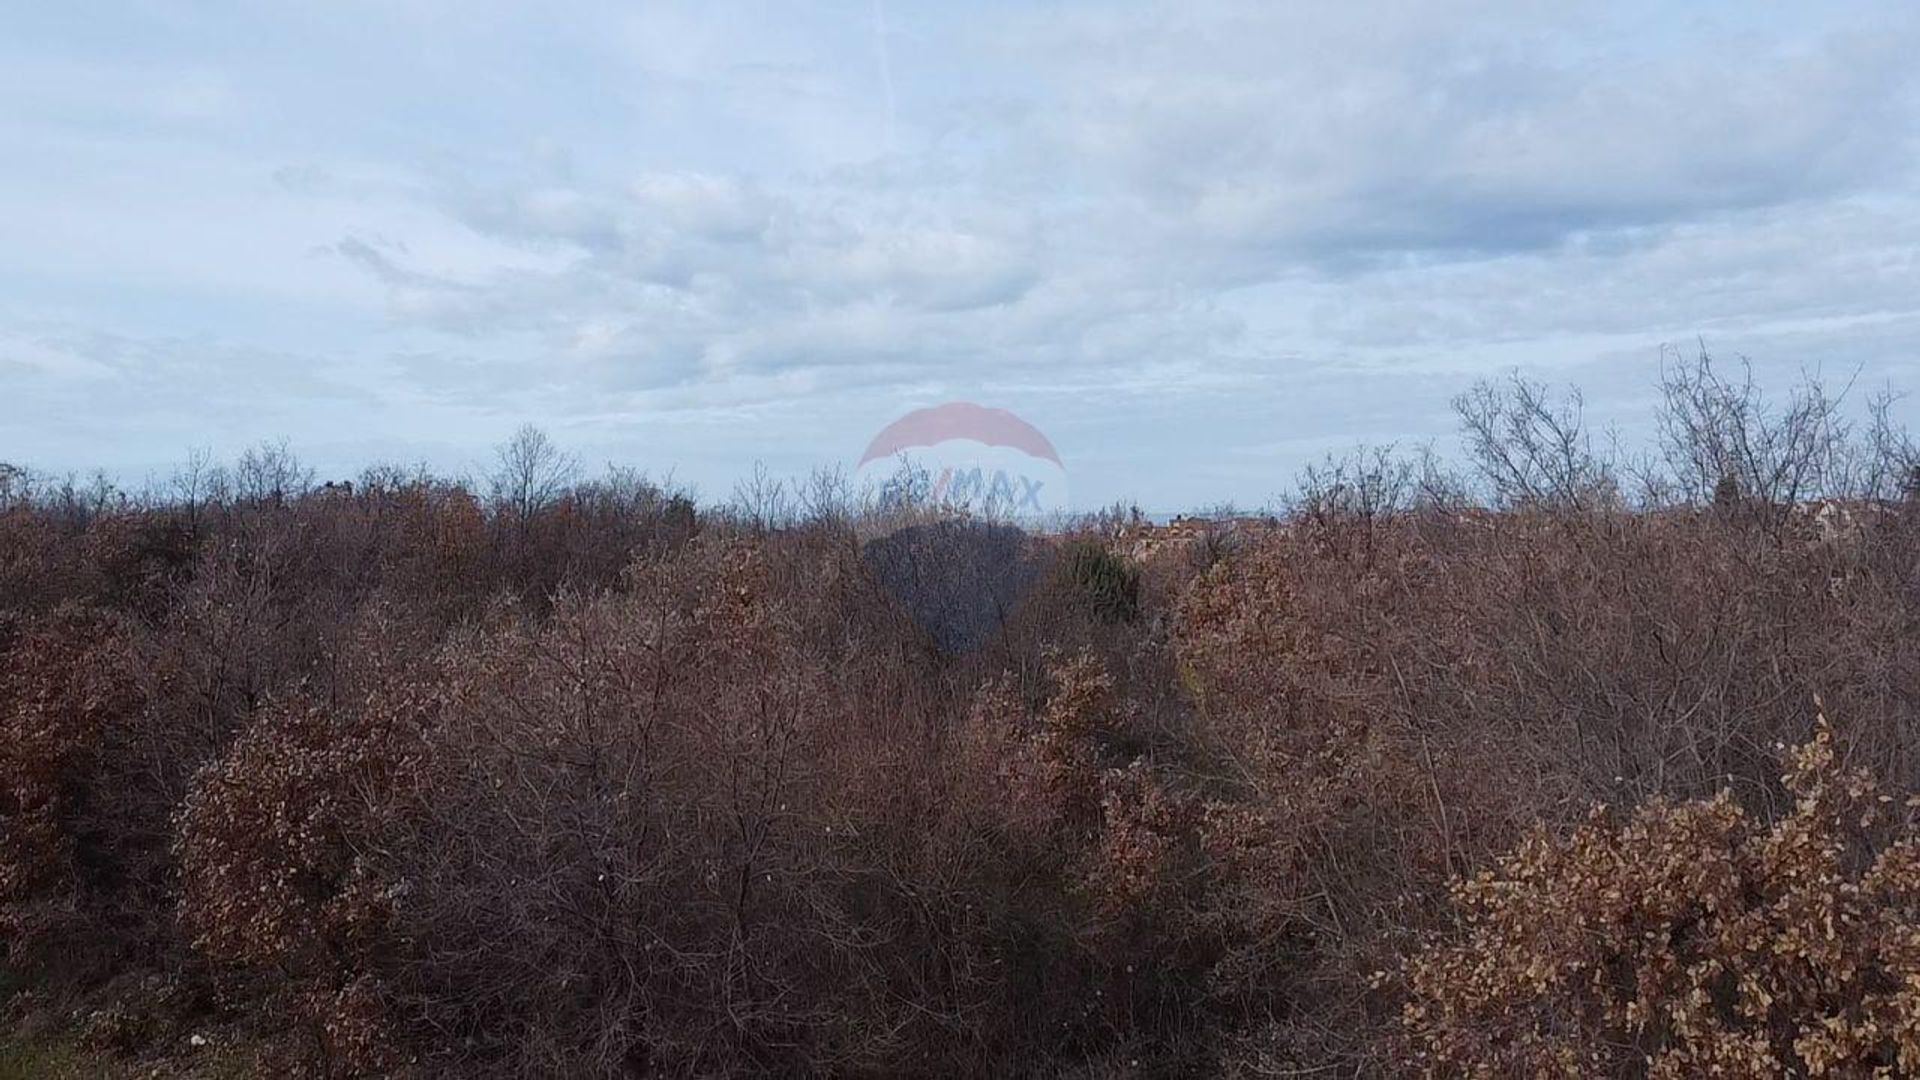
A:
854,402,1069,523
855,402,1068,652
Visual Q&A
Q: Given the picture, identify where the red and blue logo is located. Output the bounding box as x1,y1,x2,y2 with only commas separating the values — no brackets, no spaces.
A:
855,402,1068,522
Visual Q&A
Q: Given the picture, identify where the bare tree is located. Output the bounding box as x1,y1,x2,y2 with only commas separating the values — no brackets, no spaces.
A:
489,424,579,521
1291,444,1415,564
795,465,856,528
1862,388,1920,503
168,446,219,536
728,461,791,532
1654,345,1853,526
45,470,127,527
1454,373,1617,512
0,461,26,509
234,438,313,506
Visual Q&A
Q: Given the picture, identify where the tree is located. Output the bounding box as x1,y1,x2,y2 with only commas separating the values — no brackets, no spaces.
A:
488,424,578,522
1454,374,1617,512
1655,345,1852,526
0,462,24,508
234,439,312,506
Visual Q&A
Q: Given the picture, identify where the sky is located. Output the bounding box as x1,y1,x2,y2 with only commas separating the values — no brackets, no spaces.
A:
4,0,1920,512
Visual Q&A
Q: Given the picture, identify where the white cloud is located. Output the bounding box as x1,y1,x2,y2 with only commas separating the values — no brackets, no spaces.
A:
1007,1,1919,272
4,0,1920,508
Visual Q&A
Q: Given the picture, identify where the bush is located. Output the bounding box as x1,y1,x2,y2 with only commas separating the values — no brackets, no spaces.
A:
1060,541,1140,624
1401,715,1920,1077
0,606,140,977
173,607,439,1075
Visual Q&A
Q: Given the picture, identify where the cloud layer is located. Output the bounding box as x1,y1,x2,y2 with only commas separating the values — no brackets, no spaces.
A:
4,0,1919,508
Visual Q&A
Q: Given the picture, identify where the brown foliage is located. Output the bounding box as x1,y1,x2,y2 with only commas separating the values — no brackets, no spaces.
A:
173,609,440,1074
1402,715,1920,1077
0,606,140,971
5,395,1920,1076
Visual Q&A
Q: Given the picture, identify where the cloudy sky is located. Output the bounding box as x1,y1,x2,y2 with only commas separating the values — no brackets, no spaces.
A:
4,0,1919,510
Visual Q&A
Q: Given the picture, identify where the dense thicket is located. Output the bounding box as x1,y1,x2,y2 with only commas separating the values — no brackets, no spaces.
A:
5,355,1920,1077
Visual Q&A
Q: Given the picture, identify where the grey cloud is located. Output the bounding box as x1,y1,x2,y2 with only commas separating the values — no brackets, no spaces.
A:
54,0,1904,509
1298,196,1920,352
1013,2,1920,272
332,163,1064,407
333,237,425,288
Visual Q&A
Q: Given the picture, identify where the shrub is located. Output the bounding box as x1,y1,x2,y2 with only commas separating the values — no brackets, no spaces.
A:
0,606,139,976
1400,715,1920,1077
943,650,1225,1068
173,607,439,1075
1061,541,1140,624
81,512,198,615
